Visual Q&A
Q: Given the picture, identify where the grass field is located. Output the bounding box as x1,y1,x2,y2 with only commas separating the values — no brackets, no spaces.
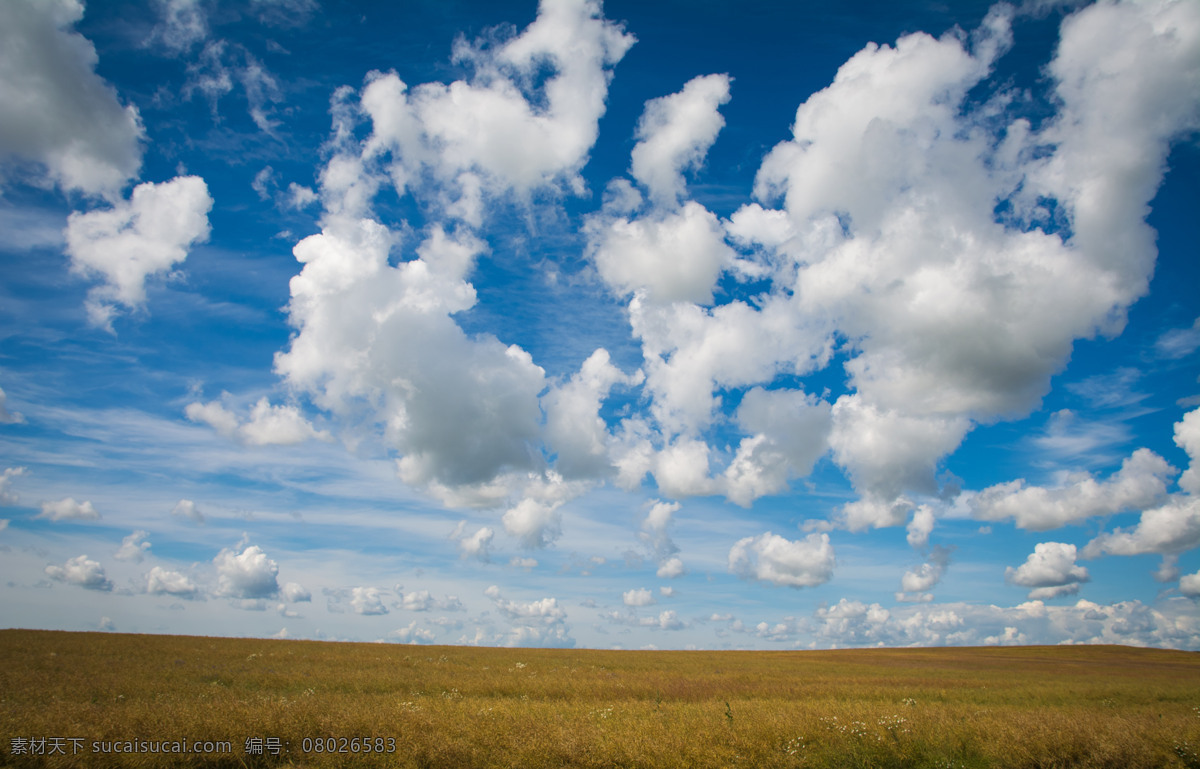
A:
1,630,1199,768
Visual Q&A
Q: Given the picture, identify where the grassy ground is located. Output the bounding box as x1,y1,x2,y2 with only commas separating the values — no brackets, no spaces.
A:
2,629,1199,768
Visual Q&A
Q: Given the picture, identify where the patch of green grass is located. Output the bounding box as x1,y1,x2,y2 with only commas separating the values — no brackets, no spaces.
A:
1,631,1198,767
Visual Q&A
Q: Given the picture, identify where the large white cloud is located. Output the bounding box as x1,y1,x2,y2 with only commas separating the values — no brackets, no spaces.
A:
971,448,1176,530
46,554,112,591
1082,497,1200,558
0,0,143,197
213,543,280,600
1006,542,1090,600
728,532,835,588
65,175,213,328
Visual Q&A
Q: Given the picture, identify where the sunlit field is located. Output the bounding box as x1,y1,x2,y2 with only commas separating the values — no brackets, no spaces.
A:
2,630,1199,768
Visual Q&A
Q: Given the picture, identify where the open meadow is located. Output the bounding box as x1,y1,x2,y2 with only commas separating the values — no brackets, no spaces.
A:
1,630,1199,768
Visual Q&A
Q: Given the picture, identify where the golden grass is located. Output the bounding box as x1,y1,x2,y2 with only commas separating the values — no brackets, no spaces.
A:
2,630,1199,768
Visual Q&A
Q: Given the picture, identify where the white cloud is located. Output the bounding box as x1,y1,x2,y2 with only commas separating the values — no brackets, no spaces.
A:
390,620,437,644
724,388,833,506
185,397,331,447
146,566,200,598
622,588,655,607
350,586,389,615
971,448,1176,530
630,73,731,207
213,543,280,599
0,0,143,197
0,466,28,504
728,532,835,588
46,554,112,591
543,348,642,479
899,545,952,596
1082,497,1200,558
588,202,733,305
277,218,546,493
1006,542,1090,599
65,175,213,328
906,505,936,549
456,525,494,561
656,556,685,579
38,497,99,521
486,584,567,625
171,498,205,524
360,0,634,219
639,499,680,567
398,589,463,612
281,582,311,602
114,530,151,562
1174,407,1200,495
1181,571,1200,598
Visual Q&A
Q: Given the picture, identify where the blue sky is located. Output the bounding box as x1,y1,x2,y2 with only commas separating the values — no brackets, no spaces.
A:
1,0,1199,650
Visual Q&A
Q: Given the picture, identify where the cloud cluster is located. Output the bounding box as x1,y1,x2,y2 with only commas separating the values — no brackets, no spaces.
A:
0,0,143,197
485,584,574,648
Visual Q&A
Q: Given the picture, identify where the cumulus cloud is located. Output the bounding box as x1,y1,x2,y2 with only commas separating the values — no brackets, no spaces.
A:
146,566,200,598
897,545,952,601
543,349,642,479
971,448,1176,530
281,582,311,602
639,499,680,564
1175,407,1200,495
0,466,28,504
171,498,205,524
114,530,150,562
1082,497,1200,558
1181,571,1200,598
46,554,112,591
213,543,279,599
729,532,835,588
359,0,634,218
65,176,213,328
588,200,733,305
724,388,833,506
455,524,494,561
630,73,731,207
349,586,389,615
656,557,684,579
1006,542,1090,599
622,588,655,607
0,0,143,197
185,397,331,447
906,505,936,549
38,497,99,521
